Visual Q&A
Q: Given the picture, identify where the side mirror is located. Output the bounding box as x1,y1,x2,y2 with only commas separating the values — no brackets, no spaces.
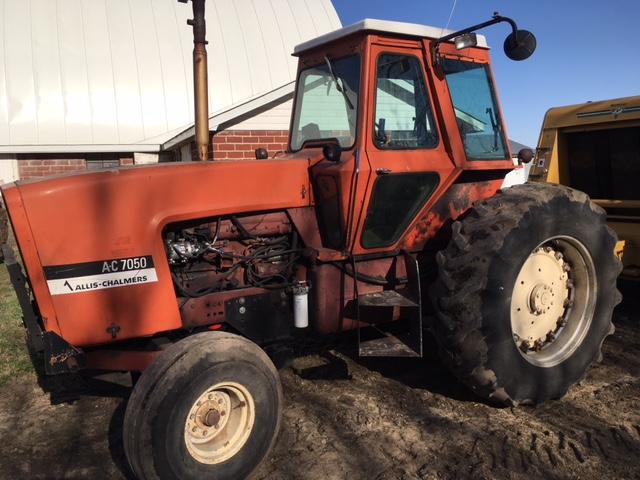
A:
504,30,537,61
322,143,342,162
517,148,534,164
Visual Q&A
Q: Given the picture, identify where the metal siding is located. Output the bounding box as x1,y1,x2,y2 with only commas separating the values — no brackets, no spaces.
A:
129,0,169,140
202,1,232,114
214,0,253,106
233,0,273,92
0,0,342,151
31,0,66,144
106,1,144,144
252,1,291,89
56,0,92,144
78,0,117,143
0,0,11,145
4,0,38,144
152,0,192,132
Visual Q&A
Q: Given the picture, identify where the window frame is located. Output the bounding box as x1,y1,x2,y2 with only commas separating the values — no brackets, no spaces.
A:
372,52,440,152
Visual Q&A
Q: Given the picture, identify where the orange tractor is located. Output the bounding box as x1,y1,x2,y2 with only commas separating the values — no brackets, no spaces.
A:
0,3,621,479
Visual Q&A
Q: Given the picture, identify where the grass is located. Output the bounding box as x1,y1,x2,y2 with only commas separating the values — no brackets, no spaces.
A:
0,265,35,387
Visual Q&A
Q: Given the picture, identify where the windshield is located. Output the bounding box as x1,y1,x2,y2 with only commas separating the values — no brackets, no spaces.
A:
443,59,509,160
290,55,361,151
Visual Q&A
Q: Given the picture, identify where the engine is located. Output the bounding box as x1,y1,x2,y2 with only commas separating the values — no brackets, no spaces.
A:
164,212,300,297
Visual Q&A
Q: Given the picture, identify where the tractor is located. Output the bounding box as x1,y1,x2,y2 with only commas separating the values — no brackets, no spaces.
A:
0,2,620,479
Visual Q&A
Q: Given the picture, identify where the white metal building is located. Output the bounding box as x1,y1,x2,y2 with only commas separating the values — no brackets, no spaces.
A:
0,0,341,179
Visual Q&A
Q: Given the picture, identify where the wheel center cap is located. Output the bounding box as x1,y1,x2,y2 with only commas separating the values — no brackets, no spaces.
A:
204,409,221,427
529,283,553,314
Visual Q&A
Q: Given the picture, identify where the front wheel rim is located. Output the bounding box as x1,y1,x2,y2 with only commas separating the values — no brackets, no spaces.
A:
184,381,256,464
510,236,597,367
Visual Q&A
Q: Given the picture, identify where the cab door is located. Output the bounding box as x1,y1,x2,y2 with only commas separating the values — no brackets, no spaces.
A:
352,43,456,255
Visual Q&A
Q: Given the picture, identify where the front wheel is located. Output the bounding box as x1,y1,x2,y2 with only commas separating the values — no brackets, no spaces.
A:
123,331,282,479
431,183,622,405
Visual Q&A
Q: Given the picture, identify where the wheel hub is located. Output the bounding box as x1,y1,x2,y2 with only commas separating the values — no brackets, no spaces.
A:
184,382,255,465
511,246,570,352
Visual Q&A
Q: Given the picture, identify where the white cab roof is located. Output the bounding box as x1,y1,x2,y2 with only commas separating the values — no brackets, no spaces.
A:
294,18,488,55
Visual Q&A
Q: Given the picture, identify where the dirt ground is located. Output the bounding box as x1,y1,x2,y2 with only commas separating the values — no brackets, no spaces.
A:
0,294,639,480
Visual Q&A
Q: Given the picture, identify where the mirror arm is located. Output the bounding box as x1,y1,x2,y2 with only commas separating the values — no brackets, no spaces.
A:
431,12,519,70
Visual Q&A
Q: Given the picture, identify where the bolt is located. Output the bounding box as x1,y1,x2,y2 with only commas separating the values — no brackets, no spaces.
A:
218,399,224,405
190,414,195,420
239,297,245,305
239,306,246,314
203,430,208,435
520,340,530,353
554,252,563,260
208,394,214,400
221,411,226,417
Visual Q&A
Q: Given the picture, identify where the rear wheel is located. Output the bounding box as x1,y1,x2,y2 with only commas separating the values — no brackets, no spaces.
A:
123,331,282,479
431,183,622,405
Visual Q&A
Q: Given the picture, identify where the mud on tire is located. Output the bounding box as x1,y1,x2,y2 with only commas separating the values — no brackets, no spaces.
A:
123,331,282,480
430,183,622,405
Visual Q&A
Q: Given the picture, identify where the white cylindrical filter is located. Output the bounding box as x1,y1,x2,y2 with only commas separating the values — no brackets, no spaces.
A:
292,281,310,328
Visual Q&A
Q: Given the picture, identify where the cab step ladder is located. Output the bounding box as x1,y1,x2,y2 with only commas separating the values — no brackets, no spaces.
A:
355,252,423,357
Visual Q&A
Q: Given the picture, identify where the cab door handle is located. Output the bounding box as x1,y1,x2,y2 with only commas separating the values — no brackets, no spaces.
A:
376,168,392,175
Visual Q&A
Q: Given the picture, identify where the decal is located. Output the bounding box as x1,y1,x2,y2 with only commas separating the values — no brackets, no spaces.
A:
44,256,158,295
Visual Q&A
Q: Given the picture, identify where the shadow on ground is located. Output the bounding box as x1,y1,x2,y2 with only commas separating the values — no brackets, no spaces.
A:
0,288,638,479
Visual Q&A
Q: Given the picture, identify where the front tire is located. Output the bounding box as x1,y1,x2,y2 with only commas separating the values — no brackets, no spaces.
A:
431,183,622,405
123,331,282,479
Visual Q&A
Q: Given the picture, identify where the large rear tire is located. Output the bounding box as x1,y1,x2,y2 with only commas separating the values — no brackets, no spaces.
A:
123,331,282,479
430,183,622,405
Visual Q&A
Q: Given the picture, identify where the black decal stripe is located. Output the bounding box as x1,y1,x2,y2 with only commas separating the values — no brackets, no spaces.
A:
43,256,155,280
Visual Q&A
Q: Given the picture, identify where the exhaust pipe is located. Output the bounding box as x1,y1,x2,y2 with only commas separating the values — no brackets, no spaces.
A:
180,0,209,161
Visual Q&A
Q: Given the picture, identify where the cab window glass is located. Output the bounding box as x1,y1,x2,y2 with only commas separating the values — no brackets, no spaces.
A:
291,55,360,151
443,59,509,160
361,173,439,248
374,54,438,149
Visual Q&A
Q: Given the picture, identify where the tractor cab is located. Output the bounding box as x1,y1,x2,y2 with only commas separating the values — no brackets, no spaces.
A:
287,18,523,257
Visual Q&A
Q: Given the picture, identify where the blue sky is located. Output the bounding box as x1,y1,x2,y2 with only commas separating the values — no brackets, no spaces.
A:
332,0,640,148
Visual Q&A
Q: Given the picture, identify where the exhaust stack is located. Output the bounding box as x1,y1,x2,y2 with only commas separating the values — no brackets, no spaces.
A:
180,0,209,161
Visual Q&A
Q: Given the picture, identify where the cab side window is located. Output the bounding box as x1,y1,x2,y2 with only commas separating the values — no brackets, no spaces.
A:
374,54,438,149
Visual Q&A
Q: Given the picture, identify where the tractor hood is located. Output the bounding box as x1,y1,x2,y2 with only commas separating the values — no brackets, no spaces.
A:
1,157,314,345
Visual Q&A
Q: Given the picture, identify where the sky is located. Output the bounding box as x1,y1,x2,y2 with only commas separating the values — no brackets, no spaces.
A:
331,0,640,148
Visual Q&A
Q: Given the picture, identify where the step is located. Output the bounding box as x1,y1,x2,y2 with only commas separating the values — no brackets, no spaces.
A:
359,329,421,357
358,289,418,308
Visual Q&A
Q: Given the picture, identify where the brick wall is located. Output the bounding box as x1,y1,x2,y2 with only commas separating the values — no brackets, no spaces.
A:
17,155,134,179
191,130,290,161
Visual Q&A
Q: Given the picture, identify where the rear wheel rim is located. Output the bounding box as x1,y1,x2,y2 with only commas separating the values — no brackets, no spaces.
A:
184,381,255,464
510,236,597,367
